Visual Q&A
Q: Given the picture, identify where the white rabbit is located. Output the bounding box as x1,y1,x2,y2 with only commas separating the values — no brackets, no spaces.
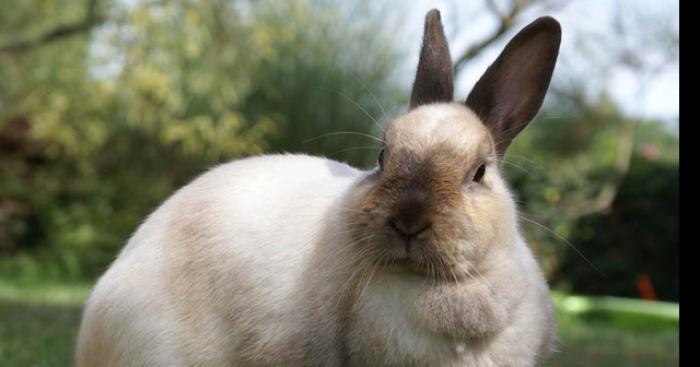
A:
76,9,561,367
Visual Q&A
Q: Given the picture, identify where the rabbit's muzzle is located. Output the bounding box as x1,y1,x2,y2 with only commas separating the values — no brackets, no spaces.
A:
388,190,433,244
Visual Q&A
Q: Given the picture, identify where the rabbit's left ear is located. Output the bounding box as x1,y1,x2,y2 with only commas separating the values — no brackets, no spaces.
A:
465,17,561,157
410,9,453,110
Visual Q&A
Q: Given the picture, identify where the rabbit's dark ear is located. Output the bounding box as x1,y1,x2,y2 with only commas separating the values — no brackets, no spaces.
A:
410,9,453,110
465,16,561,157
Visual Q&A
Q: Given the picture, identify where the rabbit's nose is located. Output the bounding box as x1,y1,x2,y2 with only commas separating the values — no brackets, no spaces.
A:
389,197,432,239
390,218,431,239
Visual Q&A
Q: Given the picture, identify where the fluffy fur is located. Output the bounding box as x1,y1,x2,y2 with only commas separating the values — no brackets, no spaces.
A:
76,105,555,367
76,10,561,367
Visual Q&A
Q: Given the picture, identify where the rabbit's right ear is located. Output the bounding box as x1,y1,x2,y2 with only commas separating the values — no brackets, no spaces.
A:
410,9,454,110
465,17,561,158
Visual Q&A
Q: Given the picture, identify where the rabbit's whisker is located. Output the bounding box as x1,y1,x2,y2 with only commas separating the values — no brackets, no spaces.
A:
345,69,390,124
333,235,376,307
502,159,535,177
303,131,384,145
354,248,385,311
353,74,390,124
505,153,548,170
519,214,606,277
322,86,384,132
327,145,382,158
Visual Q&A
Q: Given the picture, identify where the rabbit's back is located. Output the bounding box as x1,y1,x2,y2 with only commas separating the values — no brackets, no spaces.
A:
76,154,364,367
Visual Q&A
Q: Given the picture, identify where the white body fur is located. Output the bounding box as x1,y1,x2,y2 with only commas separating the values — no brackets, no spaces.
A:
76,104,555,367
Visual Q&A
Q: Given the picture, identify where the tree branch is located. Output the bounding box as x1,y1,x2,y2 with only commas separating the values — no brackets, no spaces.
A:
0,0,104,54
548,86,637,218
453,0,574,74
550,3,675,219
454,0,535,74
565,119,636,218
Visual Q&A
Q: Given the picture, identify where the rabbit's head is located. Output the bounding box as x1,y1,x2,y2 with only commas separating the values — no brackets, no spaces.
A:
347,10,561,281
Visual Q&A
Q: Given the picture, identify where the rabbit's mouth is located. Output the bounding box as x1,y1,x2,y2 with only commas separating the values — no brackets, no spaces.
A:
346,182,480,282
370,233,475,282
380,254,472,283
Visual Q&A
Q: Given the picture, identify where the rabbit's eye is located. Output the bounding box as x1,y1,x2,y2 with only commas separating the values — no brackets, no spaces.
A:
473,164,486,182
377,148,385,169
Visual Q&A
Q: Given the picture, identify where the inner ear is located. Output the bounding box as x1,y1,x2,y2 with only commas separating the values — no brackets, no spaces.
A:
410,9,454,110
465,16,561,157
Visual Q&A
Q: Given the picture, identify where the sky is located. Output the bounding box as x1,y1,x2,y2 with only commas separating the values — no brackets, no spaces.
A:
99,0,679,131
397,0,679,130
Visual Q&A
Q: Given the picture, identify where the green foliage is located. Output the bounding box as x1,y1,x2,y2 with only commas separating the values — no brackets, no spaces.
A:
505,93,679,301
556,146,678,301
0,0,401,280
237,0,401,164
0,0,678,305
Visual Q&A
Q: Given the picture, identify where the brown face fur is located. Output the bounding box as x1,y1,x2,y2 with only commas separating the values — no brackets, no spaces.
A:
344,10,559,283
347,103,518,282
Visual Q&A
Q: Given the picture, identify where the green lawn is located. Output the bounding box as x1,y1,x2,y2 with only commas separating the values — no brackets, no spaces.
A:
544,292,679,366
544,312,679,367
0,281,90,367
0,281,679,366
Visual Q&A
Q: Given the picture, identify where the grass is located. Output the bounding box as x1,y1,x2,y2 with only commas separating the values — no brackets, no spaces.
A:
0,281,679,366
545,307,678,366
544,292,679,366
0,280,90,366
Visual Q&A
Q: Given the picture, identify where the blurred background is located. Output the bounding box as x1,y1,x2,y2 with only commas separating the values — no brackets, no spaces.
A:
0,0,678,365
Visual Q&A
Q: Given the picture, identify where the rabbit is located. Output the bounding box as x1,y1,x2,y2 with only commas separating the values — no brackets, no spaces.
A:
75,9,561,367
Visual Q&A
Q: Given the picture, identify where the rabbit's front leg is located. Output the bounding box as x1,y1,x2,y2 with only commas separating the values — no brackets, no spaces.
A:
410,254,531,340
410,278,511,339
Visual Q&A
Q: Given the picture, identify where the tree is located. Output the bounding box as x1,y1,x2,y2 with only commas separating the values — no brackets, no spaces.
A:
0,0,403,280
440,0,678,299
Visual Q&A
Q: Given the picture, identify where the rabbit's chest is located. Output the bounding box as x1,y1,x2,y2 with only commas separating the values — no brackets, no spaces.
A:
344,273,481,367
